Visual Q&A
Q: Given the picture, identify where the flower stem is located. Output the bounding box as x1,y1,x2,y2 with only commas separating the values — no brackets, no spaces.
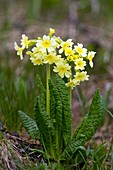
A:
69,87,72,140
46,64,50,115
46,64,56,159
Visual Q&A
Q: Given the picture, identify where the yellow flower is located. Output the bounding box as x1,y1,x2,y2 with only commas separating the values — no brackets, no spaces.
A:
21,34,29,48
74,43,87,57
67,54,79,62
26,51,35,58
53,62,71,78
65,47,74,56
49,28,55,36
30,55,43,65
74,71,89,82
43,53,56,64
54,55,64,64
42,36,51,48
75,58,86,70
72,54,79,61
14,42,24,60
32,46,44,55
87,51,96,68
66,79,79,89
36,35,56,53
59,39,73,54
67,55,73,61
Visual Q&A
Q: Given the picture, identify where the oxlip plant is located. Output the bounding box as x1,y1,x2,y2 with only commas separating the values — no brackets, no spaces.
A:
14,28,104,165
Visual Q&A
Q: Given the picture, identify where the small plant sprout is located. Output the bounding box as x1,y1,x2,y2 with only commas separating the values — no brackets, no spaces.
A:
14,28,104,165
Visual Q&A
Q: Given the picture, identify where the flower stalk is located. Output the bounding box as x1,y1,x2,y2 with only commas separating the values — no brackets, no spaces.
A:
46,64,50,115
46,64,57,159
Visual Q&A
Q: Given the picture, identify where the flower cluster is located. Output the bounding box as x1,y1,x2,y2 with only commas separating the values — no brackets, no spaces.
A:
14,28,96,89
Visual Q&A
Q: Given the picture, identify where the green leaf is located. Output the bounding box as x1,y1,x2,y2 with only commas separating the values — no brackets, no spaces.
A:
49,79,62,128
19,111,40,139
62,89,104,158
74,90,104,140
49,79,63,152
56,75,72,145
34,96,55,150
